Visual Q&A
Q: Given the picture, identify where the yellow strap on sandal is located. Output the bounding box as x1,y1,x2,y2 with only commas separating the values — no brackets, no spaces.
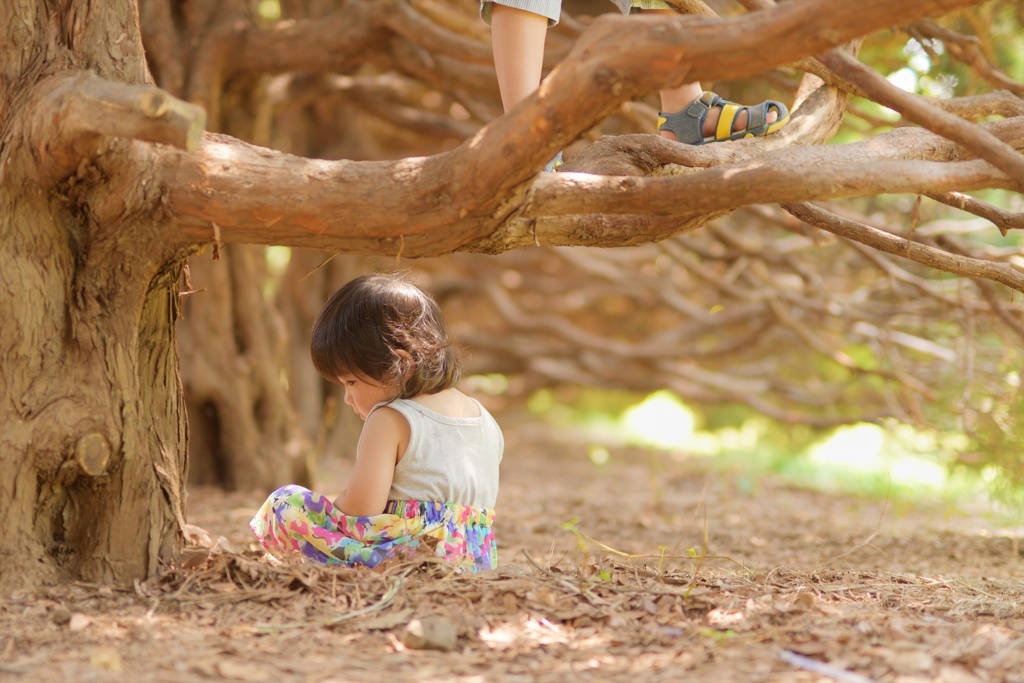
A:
715,102,743,142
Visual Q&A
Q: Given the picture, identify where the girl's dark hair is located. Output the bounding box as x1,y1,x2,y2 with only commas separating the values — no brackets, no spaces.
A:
311,273,461,398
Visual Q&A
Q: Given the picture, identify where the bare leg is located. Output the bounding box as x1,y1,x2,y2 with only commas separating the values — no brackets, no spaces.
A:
491,4,549,112
645,9,777,141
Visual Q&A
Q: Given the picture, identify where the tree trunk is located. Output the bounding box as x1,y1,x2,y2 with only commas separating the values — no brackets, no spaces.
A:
0,174,189,593
0,0,195,592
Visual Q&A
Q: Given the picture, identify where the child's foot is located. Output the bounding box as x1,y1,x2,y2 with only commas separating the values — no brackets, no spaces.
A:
658,91,789,145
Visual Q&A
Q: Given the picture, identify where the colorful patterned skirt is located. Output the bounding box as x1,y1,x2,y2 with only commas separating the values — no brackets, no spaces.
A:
250,485,497,572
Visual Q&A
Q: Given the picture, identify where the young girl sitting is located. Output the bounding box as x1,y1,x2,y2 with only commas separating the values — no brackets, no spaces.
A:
250,273,503,572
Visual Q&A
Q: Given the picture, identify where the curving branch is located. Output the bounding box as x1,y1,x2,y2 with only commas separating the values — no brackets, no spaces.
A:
925,191,1024,236
462,0,989,200
229,7,393,79
26,0,1018,426
528,152,1015,220
781,202,1024,292
910,19,1024,96
152,0,1010,258
380,0,494,65
735,0,1024,183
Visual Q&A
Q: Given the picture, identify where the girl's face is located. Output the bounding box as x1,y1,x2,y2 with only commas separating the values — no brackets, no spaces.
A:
336,372,397,421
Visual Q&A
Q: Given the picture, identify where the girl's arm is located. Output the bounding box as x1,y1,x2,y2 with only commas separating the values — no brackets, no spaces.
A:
332,407,409,516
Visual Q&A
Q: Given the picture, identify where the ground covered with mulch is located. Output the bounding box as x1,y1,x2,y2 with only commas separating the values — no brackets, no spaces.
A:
3,424,1023,683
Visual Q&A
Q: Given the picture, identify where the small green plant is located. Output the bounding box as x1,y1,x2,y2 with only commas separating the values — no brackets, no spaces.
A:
698,628,737,643
560,517,591,572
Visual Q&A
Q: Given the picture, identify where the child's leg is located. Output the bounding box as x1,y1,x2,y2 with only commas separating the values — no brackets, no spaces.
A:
481,0,786,155
483,2,563,169
481,1,560,111
490,4,550,112
251,485,346,563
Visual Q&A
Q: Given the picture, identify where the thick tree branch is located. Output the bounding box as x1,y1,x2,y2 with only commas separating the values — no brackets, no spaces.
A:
162,117,1022,255
167,135,469,254
161,0,1005,257
468,0,988,197
66,72,205,150
528,157,1013,221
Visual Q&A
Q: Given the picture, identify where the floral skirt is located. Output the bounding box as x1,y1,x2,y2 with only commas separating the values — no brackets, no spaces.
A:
250,485,497,571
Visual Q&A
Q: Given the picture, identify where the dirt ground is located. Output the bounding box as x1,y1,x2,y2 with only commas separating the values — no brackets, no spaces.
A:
3,417,1023,683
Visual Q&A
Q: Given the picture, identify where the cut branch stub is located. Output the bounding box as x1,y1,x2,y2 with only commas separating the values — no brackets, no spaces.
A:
58,72,206,153
74,433,111,477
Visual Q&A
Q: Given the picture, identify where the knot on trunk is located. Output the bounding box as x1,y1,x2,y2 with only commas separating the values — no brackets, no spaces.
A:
74,433,111,476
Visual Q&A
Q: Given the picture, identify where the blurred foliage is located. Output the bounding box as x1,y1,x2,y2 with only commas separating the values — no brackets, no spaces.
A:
506,1,1019,506
211,0,1024,505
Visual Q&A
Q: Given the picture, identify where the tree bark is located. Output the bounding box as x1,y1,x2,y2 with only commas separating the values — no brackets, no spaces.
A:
0,0,191,591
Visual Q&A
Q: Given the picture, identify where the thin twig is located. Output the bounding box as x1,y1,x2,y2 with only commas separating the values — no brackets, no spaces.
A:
298,252,339,283
780,650,879,683
251,576,403,633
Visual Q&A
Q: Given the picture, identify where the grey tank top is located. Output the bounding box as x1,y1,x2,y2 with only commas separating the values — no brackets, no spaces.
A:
373,398,503,510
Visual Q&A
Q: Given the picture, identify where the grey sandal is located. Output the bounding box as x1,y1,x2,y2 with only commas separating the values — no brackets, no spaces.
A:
658,91,790,145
